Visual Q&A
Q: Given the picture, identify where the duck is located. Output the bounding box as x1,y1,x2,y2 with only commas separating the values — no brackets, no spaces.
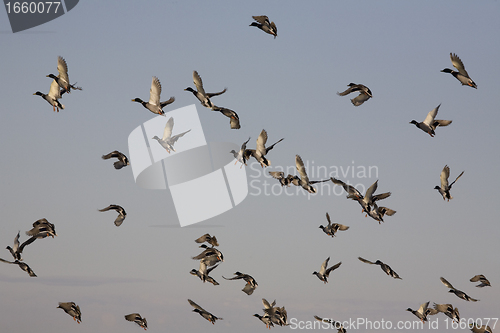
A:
435,165,464,201
358,257,402,279
246,130,284,167
319,213,349,237
211,105,241,129
33,79,65,112
0,257,37,277
223,272,258,295
26,218,57,239
410,104,452,137
98,204,127,226
250,15,277,38
184,70,226,109
253,313,274,329
194,233,219,247
101,150,130,170
470,275,491,288
432,303,460,322
188,299,223,324
152,117,191,153
190,261,219,284
125,313,147,330
313,257,342,283
314,316,346,333
57,302,81,323
441,53,477,88
192,244,224,262
406,301,433,322
337,83,372,106
6,231,36,261
440,277,479,302
230,137,251,168
294,155,329,193
366,204,397,224
332,178,391,214
46,56,82,94
132,76,175,116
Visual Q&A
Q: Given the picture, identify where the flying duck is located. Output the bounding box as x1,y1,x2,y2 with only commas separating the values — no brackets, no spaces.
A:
57,302,81,323
250,15,277,38
33,79,65,112
102,150,130,170
253,313,274,329
125,313,148,330
184,70,226,109
313,257,342,283
132,76,175,116
152,117,191,153
337,83,372,106
194,234,219,247
26,218,57,238
319,213,349,237
435,165,464,201
366,204,397,224
440,277,479,302
190,261,220,284
470,275,491,288
230,137,251,167
470,323,493,333
358,257,402,279
432,303,460,322
441,53,477,88
98,204,127,226
223,272,258,295
46,56,82,94
246,130,284,167
188,299,223,324
410,104,452,137
406,301,433,322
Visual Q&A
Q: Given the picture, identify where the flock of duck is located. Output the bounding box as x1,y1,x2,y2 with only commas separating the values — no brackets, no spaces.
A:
17,13,492,332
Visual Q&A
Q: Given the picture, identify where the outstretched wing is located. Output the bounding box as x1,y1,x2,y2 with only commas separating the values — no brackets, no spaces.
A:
449,171,464,188
162,117,174,140
440,165,450,189
149,76,162,106
423,104,440,126
295,155,309,183
440,277,455,289
450,53,469,77
192,71,206,96
358,257,376,265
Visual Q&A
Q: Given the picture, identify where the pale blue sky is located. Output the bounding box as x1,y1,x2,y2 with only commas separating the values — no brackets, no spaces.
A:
0,1,499,332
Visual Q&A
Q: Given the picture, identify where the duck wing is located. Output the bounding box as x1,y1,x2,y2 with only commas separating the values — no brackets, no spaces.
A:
449,171,464,189
192,71,206,97
379,206,396,216
440,165,450,189
450,53,470,77
56,56,70,88
358,257,376,265
295,155,310,183
319,257,330,274
252,15,270,25
423,104,440,126
440,276,455,289
269,171,285,180
18,235,37,255
162,117,174,140
148,76,162,106
188,299,206,312
256,129,268,157
265,138,284,154
433,119,452,128
325,261,342,276
160,96,175,108
170,129,191,144
325,212,332,227
206,88,227,98
372,192,391,202
212,106,240,129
